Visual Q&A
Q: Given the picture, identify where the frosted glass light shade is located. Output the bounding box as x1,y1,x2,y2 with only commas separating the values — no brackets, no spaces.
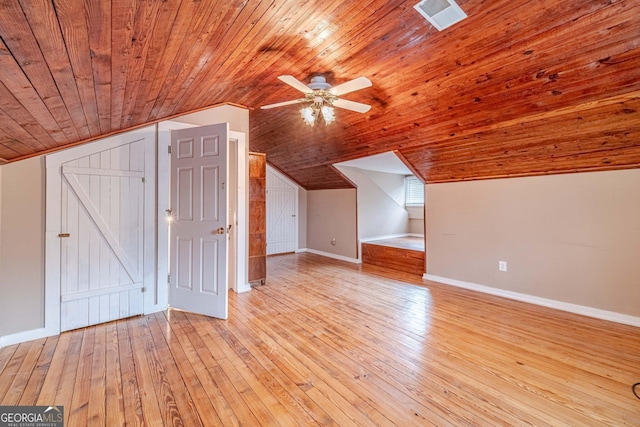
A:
321,106,335,125
300,106,315,126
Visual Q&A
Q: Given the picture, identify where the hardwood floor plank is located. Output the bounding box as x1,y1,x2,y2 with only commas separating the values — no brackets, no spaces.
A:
36,330,82,409
144,313,205,427
296,266,610,425
67,327,95,427
116,318,145,427
228,303,410,426
170,310,251,425
0,343,30,402
17,337,58,406
227,294,391,425
214,315,347,426
237,292,468,426
145,312,210,427
126,316,169,426
0,339,46,405
191,311,304,425
105,322,125,427
209,317,331,426
0,344,18,383
263,254,640,425
87,323,107,426
185,311,297,426
2,253,639,425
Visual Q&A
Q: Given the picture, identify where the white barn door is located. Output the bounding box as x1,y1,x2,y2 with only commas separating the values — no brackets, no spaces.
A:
169,123,229,319
57,137,150,331
266,167,297,255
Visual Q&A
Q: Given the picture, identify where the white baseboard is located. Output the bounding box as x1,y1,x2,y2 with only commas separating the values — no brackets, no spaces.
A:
423,274,640,327
0,327,56,348
299,248,361,264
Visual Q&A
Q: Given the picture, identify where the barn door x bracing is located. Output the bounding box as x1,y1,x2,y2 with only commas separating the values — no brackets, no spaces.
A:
170,123,229,319
58,137,150,332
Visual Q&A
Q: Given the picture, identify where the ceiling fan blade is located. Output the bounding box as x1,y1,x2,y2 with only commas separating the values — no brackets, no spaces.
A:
330,76,372,96
333,98,371,113
278,75,313,93
260,99,306,109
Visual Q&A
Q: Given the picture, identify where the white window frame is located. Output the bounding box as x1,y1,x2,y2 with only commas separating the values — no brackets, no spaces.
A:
405,175,424,207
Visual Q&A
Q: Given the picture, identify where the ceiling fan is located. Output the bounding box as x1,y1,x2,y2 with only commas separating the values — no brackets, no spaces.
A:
260,75,372,126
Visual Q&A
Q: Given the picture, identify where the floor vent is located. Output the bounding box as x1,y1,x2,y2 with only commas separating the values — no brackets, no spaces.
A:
414,0,467,31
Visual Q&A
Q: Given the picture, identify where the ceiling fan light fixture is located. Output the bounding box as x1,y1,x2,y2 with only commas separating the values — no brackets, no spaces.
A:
264,74,372,125
321,106,335,125
301,106,316,126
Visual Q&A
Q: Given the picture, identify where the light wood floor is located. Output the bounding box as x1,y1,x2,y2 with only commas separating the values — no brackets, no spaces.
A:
1,253,639,426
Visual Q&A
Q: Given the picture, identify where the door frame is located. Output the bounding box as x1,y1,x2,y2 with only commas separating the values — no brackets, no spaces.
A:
44,126,157,337
157,121,249,314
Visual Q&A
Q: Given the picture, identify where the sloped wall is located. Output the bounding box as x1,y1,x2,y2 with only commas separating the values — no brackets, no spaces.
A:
336,166,409,240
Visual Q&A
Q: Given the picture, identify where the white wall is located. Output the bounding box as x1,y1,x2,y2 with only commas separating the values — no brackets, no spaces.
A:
0,157,46,336
172,105,249,135
306,189,358,260
336,166,409,241
426,169,640,320
407,205,425,235
298,187,307,249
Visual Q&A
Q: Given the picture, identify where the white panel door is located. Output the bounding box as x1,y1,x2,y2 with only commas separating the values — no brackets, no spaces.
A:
266,169,297,254
60,140,146,331
170,123,229,319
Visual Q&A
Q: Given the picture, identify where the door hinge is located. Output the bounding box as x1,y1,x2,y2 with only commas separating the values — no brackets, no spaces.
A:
168,145,172,154
142,177,146,183
167,274,171,284
141,287,146,293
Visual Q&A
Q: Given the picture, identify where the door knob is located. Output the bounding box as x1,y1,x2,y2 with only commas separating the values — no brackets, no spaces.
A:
215,227,225,235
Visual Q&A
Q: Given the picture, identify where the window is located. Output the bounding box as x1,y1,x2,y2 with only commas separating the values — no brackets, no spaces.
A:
405,176,424,206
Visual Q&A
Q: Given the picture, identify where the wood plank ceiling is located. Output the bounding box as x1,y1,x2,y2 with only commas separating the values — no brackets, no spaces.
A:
0,0,638,189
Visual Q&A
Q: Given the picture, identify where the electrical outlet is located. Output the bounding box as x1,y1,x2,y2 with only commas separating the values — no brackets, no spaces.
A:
499,261,507,272
331,238,336,245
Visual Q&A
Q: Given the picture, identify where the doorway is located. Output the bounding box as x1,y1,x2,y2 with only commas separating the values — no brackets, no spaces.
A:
168,124,229,319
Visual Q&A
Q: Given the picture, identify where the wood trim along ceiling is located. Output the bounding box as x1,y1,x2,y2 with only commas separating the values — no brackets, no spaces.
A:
0,0,638,188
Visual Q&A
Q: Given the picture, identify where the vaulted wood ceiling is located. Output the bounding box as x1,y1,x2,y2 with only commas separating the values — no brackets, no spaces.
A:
0,0,638,189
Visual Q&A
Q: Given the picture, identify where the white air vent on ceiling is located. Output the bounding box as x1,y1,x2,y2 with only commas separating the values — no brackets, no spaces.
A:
414,0,467,31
